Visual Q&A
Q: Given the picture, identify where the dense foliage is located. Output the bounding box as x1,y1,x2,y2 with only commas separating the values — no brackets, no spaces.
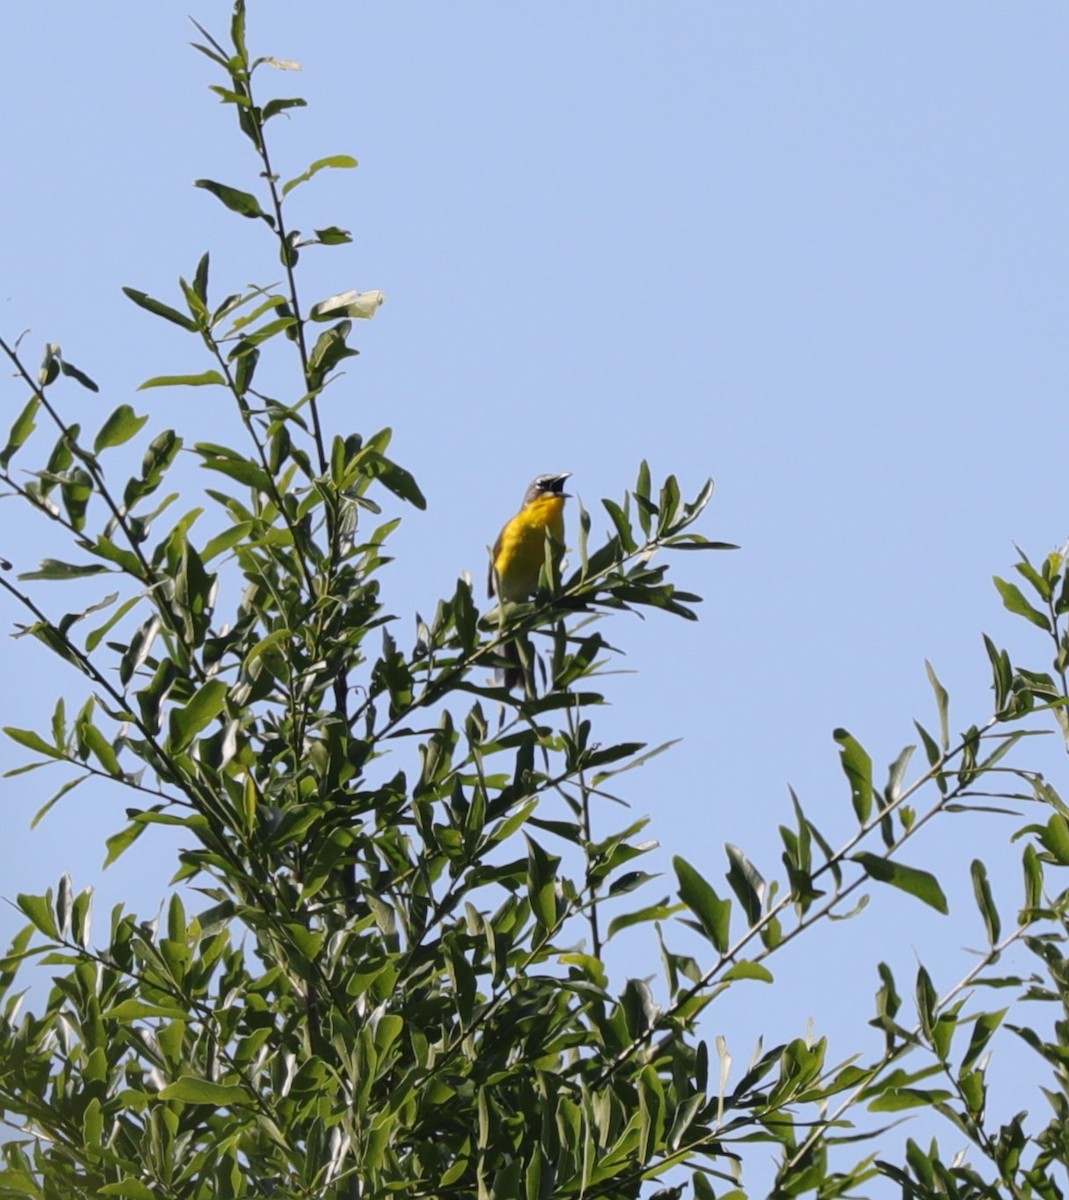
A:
2,7,1068,1198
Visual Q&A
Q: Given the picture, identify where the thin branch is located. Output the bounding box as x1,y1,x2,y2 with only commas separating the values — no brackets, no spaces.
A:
590,717,1011,1089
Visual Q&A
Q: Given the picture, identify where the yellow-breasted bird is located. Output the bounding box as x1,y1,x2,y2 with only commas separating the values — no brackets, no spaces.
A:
488,472,571,690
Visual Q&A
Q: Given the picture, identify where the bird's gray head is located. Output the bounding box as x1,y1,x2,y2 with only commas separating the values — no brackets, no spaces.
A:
523,472,571,506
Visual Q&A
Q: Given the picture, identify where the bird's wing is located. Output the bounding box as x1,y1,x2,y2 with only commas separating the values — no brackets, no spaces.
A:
488,530,503,597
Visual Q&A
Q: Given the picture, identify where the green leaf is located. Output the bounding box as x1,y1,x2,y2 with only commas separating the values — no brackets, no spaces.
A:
607,899,680,939
970,858,1001,945
925,661,950,751
884,743,915,805
122,287,200,331
38,342,59,386
30,774,89,829
682,476,716,524
834,728,873,823
525,835,559,929
5,726,62,759
233,346,259,395
602,498,638,553
86,595,141,652
81,723,122,777
308,321,359,379
169,680,228,752
194,179,273,224
56,357,99,392
197,451,274,494
281,154,359,197
52,874,71,939
692,1174,720,1200
663,536,738,551
202,522,253,562
1,395,40,468
1012,550,1052,601
358,450,426,509
98,1180,157,1199
853,852,949,914
94,405,149,453
674,856,731,952
157,1077,252,1106
314,225,353,245
16,892,59,939
227,294,287,333
993,576,1052,632
229,316,296,349
657,473,682,534
60,467,93,531
583,742,645,772
1040,813,1069,865
230,0,248,57
915,965,938,1041
106,999,189,1021
868,1086,953,1112
722,960,774,983
103,819,147,868
636,459,652,503
190,39,228,69
262,96,307,122
19,560,112,581
139,371,226,390
1023,842,1043,912
961,1008,1006,1073
192,251,210,302
724,843,764,925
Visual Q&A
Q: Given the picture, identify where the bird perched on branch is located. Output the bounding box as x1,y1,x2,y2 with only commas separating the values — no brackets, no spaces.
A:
488,472,571,690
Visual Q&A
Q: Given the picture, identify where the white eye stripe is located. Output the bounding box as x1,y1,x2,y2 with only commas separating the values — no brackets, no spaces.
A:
533,471,571,492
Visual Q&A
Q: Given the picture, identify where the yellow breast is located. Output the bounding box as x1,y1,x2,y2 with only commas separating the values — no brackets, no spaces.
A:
493,494,566,601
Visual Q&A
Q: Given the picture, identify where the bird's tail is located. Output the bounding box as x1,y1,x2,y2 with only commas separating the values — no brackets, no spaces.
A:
500,637,527,692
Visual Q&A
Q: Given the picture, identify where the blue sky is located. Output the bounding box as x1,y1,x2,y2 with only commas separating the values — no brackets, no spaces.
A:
3,2,1068,1190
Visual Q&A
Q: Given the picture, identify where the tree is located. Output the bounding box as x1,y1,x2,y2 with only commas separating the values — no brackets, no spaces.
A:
1,6,1068,1198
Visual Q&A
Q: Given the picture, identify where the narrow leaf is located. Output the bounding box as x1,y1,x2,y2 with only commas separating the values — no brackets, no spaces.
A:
122,287,199,331
282,154,359,197
970,858,1001,945
169,680,228,751
993,576,1052,632
925,661,950,751
19,560,112,581
724,843,764,926
1,396,40,468
262,97,307,121
834,728,873,823
853,852,949,914
139,371,226,390
960,1008,1007,1072
58,359,99,393
158,1077,252,1105
722,961,774,983
5,727,62,759
194,179,272,224
82,724,122,777
674,856,731,952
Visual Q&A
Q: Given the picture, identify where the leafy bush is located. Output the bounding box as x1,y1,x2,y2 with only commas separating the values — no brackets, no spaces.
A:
2,7,1068,1199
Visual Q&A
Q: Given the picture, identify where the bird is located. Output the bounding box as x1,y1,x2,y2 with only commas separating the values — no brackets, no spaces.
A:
488,472,572,690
